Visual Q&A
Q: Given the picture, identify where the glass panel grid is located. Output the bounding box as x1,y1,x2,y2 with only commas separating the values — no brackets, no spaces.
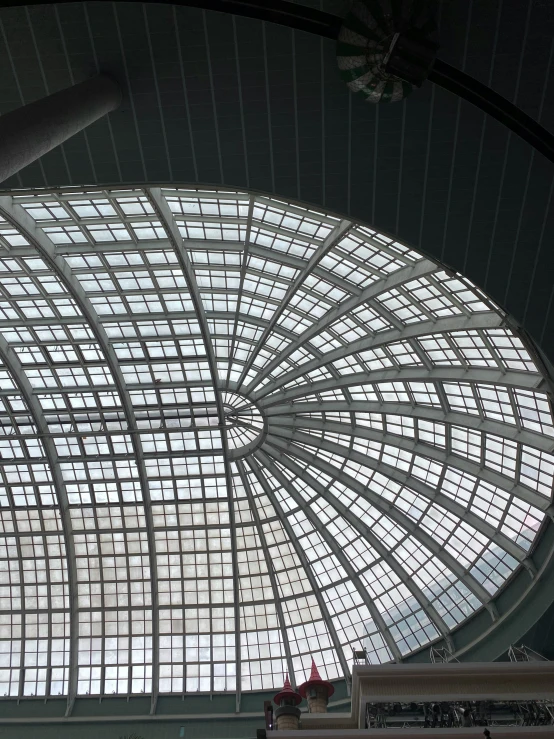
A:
0,186,551,699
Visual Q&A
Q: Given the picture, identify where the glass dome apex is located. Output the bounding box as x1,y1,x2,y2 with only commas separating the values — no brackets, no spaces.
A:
0,185,552,700
222,391,265,457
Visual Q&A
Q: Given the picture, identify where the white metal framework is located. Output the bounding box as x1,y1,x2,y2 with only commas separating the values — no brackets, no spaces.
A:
0,186,552,707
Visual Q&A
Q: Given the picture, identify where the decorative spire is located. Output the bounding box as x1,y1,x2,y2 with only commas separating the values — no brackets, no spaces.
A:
273,673,302,707
299,658,334,712
308,658,322,683
299,658,334,698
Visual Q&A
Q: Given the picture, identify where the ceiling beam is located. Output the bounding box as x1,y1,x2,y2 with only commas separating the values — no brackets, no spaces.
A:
226,196,254,388
262,445,456,653
267,428,531,570
235,460,297,686
245,258,437,393
256,449,404,662
264,432,497,615
0,195,161,713
256,364,544,408
267,417,549,513
266,427,534,571
244,455,352,691
0,334,79,710
147,188,242,708
146,190,223,419
252,313,514,401
235,218,352,390
263,400,554,454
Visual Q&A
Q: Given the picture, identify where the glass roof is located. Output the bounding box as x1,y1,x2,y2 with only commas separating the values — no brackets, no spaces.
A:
0,186,552,702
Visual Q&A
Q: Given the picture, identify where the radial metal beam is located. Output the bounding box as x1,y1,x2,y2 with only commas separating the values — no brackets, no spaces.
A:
266,426,532,567
256,365,544,408
245,258,438,393
252,313,513,401
146,188,242,708
0,389,27,698
245,455,352,690
256,450,404,662
0,447,234,468
0,310,297,344
7,237,368,296
268,417,548,513
0,196,160,712
262,400,554,454
266,433,496,614
263,446,456,653
250,244,365,295
0,334,79,711
235,460,298,685
144,190,224,418
235,219,352,390
226,196,254,388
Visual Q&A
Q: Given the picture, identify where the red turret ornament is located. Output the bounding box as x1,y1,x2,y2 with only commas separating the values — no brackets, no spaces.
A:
273,674,302,730
298,659,334,713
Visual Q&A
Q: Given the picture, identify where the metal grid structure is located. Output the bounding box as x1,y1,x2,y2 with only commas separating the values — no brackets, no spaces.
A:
365,700,554,729
0,185,553,707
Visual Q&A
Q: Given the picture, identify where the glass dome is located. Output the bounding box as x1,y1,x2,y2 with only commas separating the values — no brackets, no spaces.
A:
0,186,552,700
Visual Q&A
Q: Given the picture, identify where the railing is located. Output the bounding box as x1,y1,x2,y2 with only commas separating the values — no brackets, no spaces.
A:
353,648,371,667
429,646,459,664
365,700,554,729
508,644,548,663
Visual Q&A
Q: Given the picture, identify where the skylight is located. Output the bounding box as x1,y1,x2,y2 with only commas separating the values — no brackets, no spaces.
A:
0,186,551,701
